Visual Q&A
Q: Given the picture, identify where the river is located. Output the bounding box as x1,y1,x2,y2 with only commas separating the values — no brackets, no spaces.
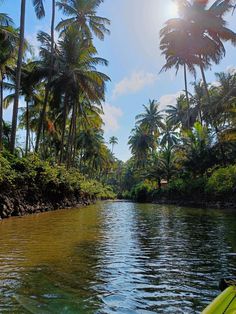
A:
0,201,236,313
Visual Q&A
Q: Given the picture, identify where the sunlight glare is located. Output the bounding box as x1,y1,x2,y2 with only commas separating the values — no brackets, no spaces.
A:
167,1,179,18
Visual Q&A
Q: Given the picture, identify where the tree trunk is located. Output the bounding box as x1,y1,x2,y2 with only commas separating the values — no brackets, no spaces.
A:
65,106,74,168
198,100,203,126
69,104,77,167
35,0,56,152
25,100,29,155
214,124,227,166
0,72,3,151
10,0,26,153
184,63,190,129
59,94,68,164
199,62,211,105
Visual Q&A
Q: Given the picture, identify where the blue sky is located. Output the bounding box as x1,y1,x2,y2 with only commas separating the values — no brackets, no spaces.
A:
1,0,236,160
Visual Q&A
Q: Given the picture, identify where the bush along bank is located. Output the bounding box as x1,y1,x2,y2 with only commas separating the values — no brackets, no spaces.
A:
0,153,116,219
122,165,236,209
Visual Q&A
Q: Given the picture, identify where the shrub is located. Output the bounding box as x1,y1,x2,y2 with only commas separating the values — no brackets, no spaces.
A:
0,154,15,184
131,180,156,202
0,153,116,201
206,165,236,198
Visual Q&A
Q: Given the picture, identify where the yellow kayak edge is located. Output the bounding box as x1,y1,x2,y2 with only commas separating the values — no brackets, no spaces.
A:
202,286,236,314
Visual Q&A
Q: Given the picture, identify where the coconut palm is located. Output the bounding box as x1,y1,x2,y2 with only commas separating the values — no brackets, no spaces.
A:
0,21,18,150
3,61,43,155
160,119,179,149
157,148,177,182
191,81,206,125
160,20,199,128
177,0,236,104
109,136,118,154
56,0,110,41
35,27,110,164
10,0,45,153
135,100,163,152
182,121,214,176
166,95,197,129
35,0,57,152
128,126,154,168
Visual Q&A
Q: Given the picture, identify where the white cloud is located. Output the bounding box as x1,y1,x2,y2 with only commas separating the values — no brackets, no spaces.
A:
26,33,40,57
112,71,157,99
226,65,236,75
102,103,123,132
159,91,183,111
210,81,221,88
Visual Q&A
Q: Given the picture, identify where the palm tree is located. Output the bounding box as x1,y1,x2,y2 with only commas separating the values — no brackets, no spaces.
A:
0,17,18,150
161,0,236,127
4,61,42,155
182,121,214,176
35,0,56,152
202,71,236,164
56,0,110,41
0,13,13,27
157,148,177,182
160,119,179,149
109,136,118,154
191,81,206,125
135,100,163,152
128,126,154,168
35,27,110,165
160,20,198,128
177,0,236,104
10,0,45,153
166,95,197,129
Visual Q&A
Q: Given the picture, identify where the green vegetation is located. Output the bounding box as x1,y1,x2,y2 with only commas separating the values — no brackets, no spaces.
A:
117,70,236,203
0,0,119,211
0,152,115,202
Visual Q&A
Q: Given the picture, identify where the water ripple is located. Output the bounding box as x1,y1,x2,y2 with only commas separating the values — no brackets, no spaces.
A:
0,202,235,313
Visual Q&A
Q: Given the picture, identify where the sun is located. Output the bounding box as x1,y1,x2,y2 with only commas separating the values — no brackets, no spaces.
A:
167,1,179,18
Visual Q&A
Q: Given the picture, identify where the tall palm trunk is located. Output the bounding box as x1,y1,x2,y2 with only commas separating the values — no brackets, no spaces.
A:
184,63,190,129
10,0,26,153
0,71,3,151
199,60,226,165
66,105,75,168
199,62,211,105
35,0,56,152
197,100,203,126
25,99,29,155
69,104,77,167
59,94,68,163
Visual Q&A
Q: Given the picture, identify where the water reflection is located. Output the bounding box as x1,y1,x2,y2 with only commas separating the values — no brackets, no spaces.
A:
0,202,235,313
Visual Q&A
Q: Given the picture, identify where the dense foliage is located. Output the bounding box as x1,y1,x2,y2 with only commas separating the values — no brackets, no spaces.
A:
119,69,236,203
0,0,119,203
0,153,115,200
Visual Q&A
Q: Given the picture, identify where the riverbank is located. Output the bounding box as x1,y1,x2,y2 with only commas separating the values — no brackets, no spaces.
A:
0,189,94,219
118,197,236,210
0,153,115,219
152,198,236,210
121,165,236,210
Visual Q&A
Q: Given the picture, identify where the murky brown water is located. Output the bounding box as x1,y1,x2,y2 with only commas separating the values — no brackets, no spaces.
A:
0,201,236,313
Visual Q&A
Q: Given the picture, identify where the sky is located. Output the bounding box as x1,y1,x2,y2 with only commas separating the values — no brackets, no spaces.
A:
1,0,236,161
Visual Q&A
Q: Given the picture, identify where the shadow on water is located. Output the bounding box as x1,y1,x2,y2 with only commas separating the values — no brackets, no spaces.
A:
0,202,235,313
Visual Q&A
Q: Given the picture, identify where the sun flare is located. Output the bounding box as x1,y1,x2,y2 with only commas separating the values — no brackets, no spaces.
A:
167,1,179,18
